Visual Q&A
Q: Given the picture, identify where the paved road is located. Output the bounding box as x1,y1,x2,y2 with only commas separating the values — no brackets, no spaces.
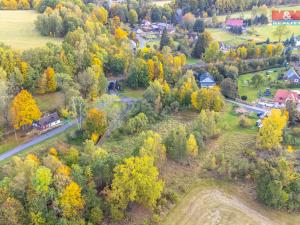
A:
226,99,269,114
0,96,137,161
0,121,76,161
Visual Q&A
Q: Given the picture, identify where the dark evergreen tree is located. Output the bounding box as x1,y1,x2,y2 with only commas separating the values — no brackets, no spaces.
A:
159,28,170,50
193,19,205,33
191,32,211,58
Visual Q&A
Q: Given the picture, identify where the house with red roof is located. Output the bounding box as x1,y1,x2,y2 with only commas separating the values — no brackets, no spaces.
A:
273,89,300,106
225,19,244,28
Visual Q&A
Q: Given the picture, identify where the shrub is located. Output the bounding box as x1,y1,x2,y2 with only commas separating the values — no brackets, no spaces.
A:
239,116,252,128
241,95,248,101
126,113,148,134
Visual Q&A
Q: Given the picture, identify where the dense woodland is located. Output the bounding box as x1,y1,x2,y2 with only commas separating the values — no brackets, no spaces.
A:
0,0,300,224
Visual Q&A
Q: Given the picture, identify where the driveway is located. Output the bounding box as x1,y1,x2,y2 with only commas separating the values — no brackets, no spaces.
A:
226,99,269,114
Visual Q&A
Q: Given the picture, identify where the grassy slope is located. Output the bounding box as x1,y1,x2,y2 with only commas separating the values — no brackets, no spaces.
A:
0,10,62,50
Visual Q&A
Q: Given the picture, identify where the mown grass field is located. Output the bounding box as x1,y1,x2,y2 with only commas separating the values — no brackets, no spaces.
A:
238,67,287,102
163,179,300,225
207,5,300,45
0,10,62,50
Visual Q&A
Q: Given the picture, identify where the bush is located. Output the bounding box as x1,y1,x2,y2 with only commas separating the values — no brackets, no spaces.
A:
126,113,148,134
241,95,248,101
239,116,252,128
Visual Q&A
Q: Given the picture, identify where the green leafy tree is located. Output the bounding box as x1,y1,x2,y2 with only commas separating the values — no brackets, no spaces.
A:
164,125,187,161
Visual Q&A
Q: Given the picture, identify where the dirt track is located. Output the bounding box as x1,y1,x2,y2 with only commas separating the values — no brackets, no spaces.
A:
163,185,300,225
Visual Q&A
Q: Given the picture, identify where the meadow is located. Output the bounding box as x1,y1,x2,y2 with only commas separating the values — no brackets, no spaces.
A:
207,5,300,46
0,10,62,50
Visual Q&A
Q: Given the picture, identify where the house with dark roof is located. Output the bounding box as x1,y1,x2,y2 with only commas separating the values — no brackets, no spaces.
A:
283,67,300,84
195,72,216,88
35,112,61,130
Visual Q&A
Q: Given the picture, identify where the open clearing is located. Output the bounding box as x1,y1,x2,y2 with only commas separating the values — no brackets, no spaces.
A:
0,10,62,50
163,181,300,225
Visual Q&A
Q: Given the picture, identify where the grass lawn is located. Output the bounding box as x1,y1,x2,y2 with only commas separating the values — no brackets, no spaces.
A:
34,91,65,113
208,24,300,46
238,67,287,102
186,57,200,65
0,10,62,50
121,88,145,98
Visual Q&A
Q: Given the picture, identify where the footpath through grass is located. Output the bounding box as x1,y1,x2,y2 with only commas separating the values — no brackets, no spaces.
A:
0,10,62,50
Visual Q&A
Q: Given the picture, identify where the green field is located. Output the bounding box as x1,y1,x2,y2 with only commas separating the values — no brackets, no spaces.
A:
0,10,62,50
238,67,287,102
207,5,300,45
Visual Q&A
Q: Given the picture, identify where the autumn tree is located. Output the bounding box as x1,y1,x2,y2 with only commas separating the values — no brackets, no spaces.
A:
139,131,166,168
108,156,164,220
191,87,224,112
182,12,196,30
115,27,128,41
256,109,288,150
84,108,107,142
128,9,138,26
186,133,198,158
192,31,212,58
59,181,85,219
11,90,42,129
45,67,57,92
221,78,238,99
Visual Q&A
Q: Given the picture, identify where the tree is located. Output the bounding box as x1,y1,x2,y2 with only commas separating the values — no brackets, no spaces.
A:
126,113,148,134
0,197,26,225
221,78,238,99
84,108,107,141
59,181,85,219
256,109,288,150
192,31,212,58
91,6,108,24
195,110,220,139
128,9,138,26
204,41,221,62
139,131,166,168
273,25,290,42
191,87,224,112
286,100,300,125
164,125,187,161
186,134,198,158
127,58,149,88
193,19,205,33
10,90,42,129
45,67,57,92
159,28,170,50
115,27,128,41
182,12,196,30
108,156,164,220
32,166,53,195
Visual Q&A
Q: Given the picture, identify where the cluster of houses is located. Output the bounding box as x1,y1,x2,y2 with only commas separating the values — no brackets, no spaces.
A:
136,20,175,36
257,67,300,108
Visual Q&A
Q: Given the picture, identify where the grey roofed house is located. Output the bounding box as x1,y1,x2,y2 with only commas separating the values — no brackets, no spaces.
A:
35,112,61,130
283,67,300,84
196,72,216,88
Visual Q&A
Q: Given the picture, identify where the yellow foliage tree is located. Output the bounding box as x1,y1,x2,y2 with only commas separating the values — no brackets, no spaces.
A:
191,86,224,112
186,134,198,158
91,7,108,24
256,109,288,150
20,61,28,83
45,67,57,92
147,59,155,81
11,90,42,129
115,27,128,41
59,181,85,219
